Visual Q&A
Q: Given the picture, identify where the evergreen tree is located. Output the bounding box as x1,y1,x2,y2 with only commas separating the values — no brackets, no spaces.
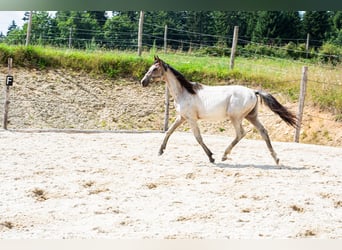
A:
0,32,5,42
7,20,18,35
333,11,342,30
55,11,101,48
252,11,302,44
103,12,136,49
332,11,342,45
25,11,55,45
211,11,237,46
185,11,214,48
138,11,186,50
2,10,338,53
162,11,188,49
211,11,256,46
303,11,331,46
6,20,25,44
282,11,302,41
87,11,107,28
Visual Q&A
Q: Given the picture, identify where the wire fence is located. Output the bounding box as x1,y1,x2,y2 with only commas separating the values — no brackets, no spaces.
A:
3,14,341,59
1,16,341,145
0,60,340,140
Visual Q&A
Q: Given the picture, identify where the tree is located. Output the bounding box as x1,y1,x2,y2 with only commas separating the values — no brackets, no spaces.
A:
87,11,107,28
55,11,102,48
333,11,342,30
22,11,57,45
0,32,5,42
7,20,18,35
163,11,188,49
303,11,331,46
6,20,25,44
185,11,214,48
211,11,256,46
252,11,302,44
282,11,302,40
331,11,342,45
103,12,136,49
211,11,237,46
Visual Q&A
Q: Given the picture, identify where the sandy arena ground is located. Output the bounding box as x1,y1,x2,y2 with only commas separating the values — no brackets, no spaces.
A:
0,130,341,239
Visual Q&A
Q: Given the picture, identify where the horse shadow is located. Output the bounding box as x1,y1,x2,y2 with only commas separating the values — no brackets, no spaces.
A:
213,162,306,171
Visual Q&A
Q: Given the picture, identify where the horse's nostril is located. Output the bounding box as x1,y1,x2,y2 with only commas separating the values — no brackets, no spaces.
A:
141,79,148,87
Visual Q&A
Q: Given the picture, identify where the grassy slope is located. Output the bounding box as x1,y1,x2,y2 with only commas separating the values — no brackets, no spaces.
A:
1,44,341,116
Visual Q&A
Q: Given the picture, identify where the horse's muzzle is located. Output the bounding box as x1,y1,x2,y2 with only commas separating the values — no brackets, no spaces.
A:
141,77,150,87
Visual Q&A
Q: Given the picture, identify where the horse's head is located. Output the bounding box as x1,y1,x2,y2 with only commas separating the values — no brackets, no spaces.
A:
141,55,167,87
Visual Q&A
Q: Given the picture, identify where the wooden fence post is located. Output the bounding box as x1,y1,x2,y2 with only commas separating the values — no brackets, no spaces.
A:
25,11,32,46
137,11,144,56
306,33,310,58
294,66,308,143
229,26,239,70
3,58,13,130
163,86,170,132
164,24,168,53
69,27,73,49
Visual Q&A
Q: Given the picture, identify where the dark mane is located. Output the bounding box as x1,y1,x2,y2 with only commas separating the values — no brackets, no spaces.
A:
166,64,203,95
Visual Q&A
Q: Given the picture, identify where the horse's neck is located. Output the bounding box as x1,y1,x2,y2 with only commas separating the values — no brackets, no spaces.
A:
164,71,184,101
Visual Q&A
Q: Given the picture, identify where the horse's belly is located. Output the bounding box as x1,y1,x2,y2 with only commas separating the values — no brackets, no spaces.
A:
197,102,228,120
199,113,227,120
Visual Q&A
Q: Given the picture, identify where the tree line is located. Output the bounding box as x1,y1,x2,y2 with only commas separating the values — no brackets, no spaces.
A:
0,11,341,53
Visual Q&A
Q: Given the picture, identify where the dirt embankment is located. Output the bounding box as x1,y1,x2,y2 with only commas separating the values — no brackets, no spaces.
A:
0,67,341,146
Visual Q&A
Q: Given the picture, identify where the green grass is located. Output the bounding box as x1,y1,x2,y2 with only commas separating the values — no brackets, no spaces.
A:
1,44,341,115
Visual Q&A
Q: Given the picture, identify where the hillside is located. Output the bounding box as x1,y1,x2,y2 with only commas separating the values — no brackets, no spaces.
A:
0,67,341,146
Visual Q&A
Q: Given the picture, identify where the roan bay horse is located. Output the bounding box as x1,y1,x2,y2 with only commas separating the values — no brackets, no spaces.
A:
141,56,297,164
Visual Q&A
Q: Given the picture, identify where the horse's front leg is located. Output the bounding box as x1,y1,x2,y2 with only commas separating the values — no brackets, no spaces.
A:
188,119,215,163
159,115,185,155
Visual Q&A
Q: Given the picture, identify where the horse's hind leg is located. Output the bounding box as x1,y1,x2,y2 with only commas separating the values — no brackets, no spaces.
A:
188,119,215,163
159,115,185,155
245,115,279,165
222,119,246,161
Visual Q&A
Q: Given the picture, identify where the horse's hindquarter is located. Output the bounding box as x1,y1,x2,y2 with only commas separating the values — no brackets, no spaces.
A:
196,85,257,120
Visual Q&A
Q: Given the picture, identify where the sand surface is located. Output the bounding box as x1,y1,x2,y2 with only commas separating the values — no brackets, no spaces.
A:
0,130,341,239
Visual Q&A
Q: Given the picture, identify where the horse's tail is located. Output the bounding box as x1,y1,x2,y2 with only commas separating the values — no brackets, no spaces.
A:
255,90,298,128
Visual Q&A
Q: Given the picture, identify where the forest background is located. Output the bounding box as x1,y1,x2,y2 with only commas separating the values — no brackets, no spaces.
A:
0,11,341,61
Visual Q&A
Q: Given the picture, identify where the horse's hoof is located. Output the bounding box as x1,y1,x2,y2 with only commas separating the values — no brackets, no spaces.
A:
222,155,232,162
158,149,164,156
209,157,215,163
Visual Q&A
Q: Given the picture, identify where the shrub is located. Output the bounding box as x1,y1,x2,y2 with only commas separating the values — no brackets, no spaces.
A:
319,42,342,64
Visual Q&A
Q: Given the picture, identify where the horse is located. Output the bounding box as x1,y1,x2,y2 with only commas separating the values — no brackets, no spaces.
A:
141,56,298,165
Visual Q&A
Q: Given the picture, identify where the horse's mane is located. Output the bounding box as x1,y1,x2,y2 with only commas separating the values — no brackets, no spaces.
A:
163,63,203,95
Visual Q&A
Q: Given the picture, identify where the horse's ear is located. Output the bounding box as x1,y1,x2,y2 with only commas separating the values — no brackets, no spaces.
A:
154,55,167,70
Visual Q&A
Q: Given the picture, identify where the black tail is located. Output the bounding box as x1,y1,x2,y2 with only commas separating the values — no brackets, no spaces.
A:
255,90,298,128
